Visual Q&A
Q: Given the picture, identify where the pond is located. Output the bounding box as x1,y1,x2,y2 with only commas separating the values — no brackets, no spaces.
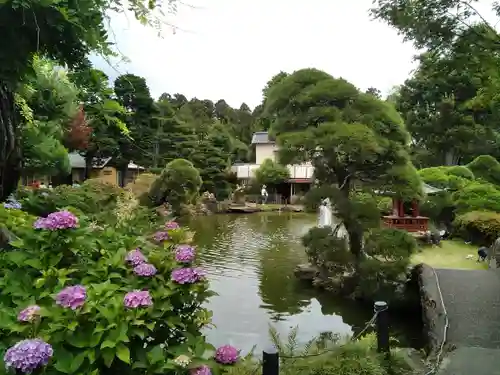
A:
187,212,423,353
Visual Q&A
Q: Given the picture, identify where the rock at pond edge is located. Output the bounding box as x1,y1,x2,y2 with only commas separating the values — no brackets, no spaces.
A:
294,264,319,281
416,263,447,359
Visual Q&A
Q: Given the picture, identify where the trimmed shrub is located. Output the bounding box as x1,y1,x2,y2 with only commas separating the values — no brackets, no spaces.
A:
452,181,500,213
453,211,500,245
254,158,290,186
148,159,202,214
418,167,451,189
418,166,471,190
467,155,500,185
357,228,417,304
447,165,474,180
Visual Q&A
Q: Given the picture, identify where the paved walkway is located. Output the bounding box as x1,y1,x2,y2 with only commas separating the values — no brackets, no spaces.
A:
435,268,500,375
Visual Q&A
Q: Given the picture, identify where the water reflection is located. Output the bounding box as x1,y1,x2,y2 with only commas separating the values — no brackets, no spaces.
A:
187,213,418,353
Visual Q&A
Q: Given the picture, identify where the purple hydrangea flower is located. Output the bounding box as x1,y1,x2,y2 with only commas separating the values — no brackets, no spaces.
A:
175,245,196,263
153,231,169,242
126,249,146,266
165,221,180,230
56,285,86,310
3,201,21,210
33,217,46,229
33,210,78,230
4,339,53,373
124,290,153,308
191,365,212,375
214,345,239,364
171,267,206,284
18,305,41,322
133,263,157,277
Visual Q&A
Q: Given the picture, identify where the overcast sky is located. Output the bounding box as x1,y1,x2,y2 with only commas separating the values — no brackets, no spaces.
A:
92,0,421,109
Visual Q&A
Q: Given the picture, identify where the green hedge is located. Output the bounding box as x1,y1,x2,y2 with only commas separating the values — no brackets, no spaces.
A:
467,155,500,185
452,182,500,213
454,211,500,245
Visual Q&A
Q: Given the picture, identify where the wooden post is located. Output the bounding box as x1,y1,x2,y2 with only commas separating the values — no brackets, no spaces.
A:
374,301,390,359
411,200,419,217
397,199,404,217
391,198,398,216
262,347,279,375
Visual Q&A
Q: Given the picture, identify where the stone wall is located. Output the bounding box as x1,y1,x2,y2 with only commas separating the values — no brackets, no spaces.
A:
417,263,447,357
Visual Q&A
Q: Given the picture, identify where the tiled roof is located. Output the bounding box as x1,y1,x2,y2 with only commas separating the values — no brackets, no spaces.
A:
68,152,111,169
68,153,144,170
422,182,443,195
251,132,275,144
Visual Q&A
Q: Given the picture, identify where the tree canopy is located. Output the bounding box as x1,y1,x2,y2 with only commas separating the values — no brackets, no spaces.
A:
0,0,180,200
396,25,500,166
371,0,500,53
263,68,422,263
255,159,290,186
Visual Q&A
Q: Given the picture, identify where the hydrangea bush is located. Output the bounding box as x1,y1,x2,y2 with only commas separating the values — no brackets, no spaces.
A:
0,211,240,374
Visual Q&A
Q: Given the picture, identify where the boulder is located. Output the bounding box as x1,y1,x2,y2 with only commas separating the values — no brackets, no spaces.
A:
294,264,319,281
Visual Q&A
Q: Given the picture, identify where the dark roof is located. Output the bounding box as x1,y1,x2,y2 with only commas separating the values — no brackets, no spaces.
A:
374,182,443,196
251,132,275,144
68,152,144,170
422,182,443,195
68,153,111,169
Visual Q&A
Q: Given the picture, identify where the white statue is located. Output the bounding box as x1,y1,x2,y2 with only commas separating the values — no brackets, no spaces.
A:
318,198,333,228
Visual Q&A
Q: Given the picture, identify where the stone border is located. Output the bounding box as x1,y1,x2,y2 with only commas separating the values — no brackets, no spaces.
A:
416,263,447,358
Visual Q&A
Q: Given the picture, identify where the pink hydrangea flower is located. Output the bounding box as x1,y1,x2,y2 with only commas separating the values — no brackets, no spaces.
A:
126,249,146,266
33,210,78,230
124,290,153,308
165,221,180,230
174,245,196,263
191,365,212,375
215,345,239,364
171,267,206,284
17,305,41,322
133,263,157,277
153,231,169,242
56,285,86,310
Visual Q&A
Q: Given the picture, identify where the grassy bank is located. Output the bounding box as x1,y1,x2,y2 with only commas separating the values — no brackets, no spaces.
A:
411,240,488,270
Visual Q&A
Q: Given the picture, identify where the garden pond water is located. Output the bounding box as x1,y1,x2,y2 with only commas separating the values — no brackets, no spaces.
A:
186,212,423,353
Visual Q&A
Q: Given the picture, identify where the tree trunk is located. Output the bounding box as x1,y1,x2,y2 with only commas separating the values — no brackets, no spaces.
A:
338,174,364,272
444,150,460,166
0,83,21,201
84,154,93,180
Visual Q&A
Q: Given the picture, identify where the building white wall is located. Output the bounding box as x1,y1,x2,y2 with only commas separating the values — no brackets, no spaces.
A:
231,141,314,180
232,163,314,180
255,143,278,164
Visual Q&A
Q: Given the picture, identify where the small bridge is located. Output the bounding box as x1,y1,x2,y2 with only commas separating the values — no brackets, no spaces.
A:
434,268,500,375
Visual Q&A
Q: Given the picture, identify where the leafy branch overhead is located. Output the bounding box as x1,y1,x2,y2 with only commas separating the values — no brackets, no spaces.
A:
263,68,421,199
371,0,500,53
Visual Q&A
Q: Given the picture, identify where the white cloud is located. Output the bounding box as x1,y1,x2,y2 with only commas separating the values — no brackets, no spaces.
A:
92,0,418,109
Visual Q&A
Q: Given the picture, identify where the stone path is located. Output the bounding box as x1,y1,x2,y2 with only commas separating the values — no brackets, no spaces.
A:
434,268,500,375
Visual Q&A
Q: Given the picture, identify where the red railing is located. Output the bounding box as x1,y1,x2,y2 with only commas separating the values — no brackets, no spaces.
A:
382,216,429,232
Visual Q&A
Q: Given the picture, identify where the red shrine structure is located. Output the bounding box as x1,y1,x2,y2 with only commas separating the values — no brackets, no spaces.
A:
381,183,442,233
